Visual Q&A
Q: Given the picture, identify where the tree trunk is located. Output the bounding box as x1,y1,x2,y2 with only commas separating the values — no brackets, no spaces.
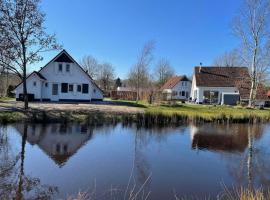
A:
247,125,254,190
249,77,255,107
248,47,257,107
22,42,28,110
16,123,28,199
23,64,28,110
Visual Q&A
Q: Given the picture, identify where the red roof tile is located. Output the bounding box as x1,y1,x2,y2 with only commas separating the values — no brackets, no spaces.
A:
160,76,190,90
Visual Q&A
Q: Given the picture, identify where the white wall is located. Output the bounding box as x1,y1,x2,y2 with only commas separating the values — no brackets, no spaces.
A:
190,75,197,100
195,86,238,104
40,62,94,101
163,80,191,100
91,84,103,100
15,73,42,100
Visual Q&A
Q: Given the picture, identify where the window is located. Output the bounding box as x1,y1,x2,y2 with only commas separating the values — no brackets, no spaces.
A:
45,82,48,87
58,63,63,72
82,84,89,93
63,144,68,153
81,125,88,134
93,89,96,93
33,81,36,86
172,91,177,96
60,124,67,134
66,64,70,72
61,83,68,93
203,90,219,104
77,85,82,92
69,84,73,92
52,84,58,95
56,144,61,153
181,91,186,96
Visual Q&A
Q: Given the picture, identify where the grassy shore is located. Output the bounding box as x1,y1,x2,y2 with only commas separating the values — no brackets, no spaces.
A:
0,100,270,124
109,99,270,123
0,97,15,101
145,104,270,123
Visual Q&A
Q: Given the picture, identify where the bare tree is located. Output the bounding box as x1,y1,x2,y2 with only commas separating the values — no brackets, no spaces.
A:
232,0,270,106
128,41,155,102
80,55,99,80
97,62,115,92
0,0,61,109
154,58,175,86
213,49,244,67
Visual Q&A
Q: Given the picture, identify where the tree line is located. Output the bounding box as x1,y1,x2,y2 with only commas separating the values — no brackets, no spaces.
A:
80,41,176,101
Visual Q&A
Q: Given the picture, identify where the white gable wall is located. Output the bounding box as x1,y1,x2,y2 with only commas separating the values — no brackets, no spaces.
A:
15,73,43,100
40,62,94,101
190,75,197,100
171,81,192,100
163,80,191,100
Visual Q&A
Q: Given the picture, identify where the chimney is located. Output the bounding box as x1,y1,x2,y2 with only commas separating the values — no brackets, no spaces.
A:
199,62,202,73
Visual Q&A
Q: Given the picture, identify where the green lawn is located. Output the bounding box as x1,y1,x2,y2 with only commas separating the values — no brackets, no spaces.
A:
108,99,270,122
146,103,270,121
0,97,15,101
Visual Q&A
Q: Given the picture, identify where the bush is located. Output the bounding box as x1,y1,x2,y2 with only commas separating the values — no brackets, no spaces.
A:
7,85,15,97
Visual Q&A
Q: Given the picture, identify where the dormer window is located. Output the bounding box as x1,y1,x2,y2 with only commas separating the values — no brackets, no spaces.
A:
58,63,63,72
66,64,70,72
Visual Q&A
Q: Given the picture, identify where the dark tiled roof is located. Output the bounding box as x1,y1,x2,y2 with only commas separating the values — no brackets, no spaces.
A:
194,66,248,87
160,76,190,90
33,71,46,80
194,66,268,100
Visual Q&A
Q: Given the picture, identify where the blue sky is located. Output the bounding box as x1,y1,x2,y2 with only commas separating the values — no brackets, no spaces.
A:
36,0,243,78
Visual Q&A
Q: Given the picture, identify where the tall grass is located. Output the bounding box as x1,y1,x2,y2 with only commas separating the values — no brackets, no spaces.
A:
69,187,270,200
221,187,270,200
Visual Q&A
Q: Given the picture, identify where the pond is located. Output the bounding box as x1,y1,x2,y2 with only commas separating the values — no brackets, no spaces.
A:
0,122,270,199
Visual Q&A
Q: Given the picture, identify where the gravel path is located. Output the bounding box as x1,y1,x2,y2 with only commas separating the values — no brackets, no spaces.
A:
0,100,144,114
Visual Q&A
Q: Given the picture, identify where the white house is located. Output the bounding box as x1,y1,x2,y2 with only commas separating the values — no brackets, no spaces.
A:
190,66,267,105
160,76,191,101
15,50,103,102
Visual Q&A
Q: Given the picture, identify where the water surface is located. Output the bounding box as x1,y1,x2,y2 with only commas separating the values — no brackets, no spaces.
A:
1,122,270,199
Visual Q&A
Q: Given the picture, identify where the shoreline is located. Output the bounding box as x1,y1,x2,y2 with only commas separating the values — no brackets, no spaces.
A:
1,100,270,124
0,109,269,125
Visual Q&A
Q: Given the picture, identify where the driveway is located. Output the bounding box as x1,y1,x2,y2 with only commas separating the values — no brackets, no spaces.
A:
0,100,144,114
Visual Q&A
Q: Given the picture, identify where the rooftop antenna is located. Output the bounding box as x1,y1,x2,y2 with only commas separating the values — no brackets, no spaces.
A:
199,62,202,73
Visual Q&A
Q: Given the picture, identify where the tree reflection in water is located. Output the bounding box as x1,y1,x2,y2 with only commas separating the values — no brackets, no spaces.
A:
191,124,270,190
0,124,57,200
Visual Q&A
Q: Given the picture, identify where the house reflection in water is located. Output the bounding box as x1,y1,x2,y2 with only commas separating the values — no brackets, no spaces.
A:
15,123,93,166
190,124,263,152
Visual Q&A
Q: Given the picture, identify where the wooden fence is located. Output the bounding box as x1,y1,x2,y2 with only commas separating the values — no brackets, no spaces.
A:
111,90,164,104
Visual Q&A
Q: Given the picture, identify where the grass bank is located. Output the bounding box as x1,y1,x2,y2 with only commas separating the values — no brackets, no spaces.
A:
0,100,270,124
110,99,270,124
0,97,15,101
145,104,270,123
